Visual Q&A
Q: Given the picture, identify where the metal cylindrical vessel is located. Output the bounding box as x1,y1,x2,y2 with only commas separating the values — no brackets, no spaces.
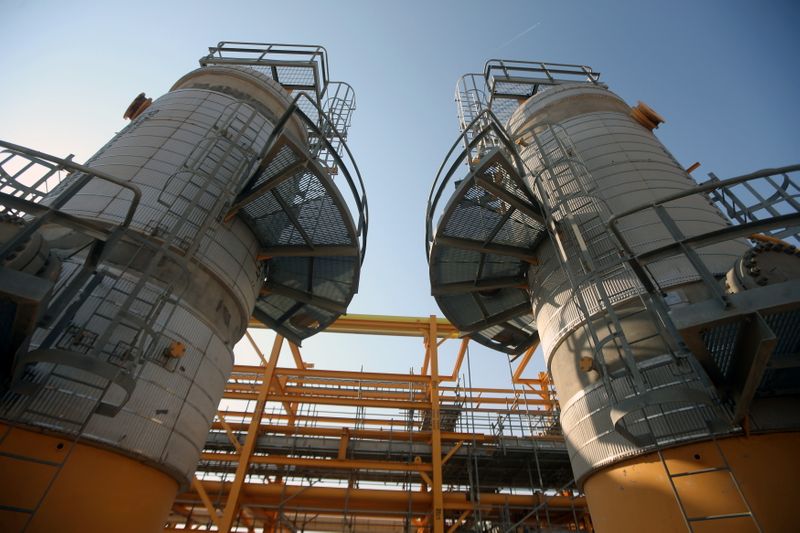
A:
0,66,297,531
508,84,745,374
506,84,746,479
506,83,796,531
510,87,722,460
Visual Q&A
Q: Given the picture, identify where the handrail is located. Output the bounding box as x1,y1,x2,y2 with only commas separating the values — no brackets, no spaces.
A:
0,139,142,228
607,164,800,228
294,92,368,263
237,92,368,264
483,59,600,86
424,108,529,258
604,164,800,307
203,41,331,99
607,165,800,260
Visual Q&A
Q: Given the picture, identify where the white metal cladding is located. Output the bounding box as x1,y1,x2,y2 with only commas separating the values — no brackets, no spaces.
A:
508,84,746,479
559,357,723,483
171,65,305,140
509,84,746,362
3,258,235,480
49,89,270,309
0,78,287,483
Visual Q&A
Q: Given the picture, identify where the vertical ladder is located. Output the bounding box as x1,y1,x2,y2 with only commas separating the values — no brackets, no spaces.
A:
658,431,763,532
526,123,707,433
3,101,271,530
528,124,647,394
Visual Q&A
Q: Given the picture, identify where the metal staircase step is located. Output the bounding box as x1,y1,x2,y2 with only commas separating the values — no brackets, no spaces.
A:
668,466,730,478
234,105,364,345
687,512,755,522
428,145,545,354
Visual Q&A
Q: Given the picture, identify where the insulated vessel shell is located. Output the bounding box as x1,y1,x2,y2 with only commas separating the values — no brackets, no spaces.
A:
506,84,748,481
0,66,298,530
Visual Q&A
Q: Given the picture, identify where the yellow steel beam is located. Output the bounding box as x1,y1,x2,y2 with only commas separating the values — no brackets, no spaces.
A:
267,375,295,421
428,316,444,533
207,421,563,443
234,365,433,383
337,428,350,460
512,344,536,382
211,411,427,429
418,471,433,489
225,382,502,394
269,375,429,390
441,441,464,466
226,381,504,396
170,513,422,533
288,341,305,370
272,375,297,426
422,342,431,376
185,314,579,531
218,403,556,427
445,338,469,381
218,334,284,532
224,381,551,405
191,475,221,529
244,330,267,365
225,384,427,401
215,411,242,453
438,385,548,394
181,481,588,513
232,364,549,389
509,344,558,415
239,393,432,410
201,452,433,473
447,509,471,533
248,313,460,338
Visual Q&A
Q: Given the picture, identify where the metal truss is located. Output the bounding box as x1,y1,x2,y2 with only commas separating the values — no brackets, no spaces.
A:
166,314,591,532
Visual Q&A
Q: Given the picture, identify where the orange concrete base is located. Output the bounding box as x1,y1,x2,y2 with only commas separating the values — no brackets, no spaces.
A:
583,432,800,533
0,423,179,533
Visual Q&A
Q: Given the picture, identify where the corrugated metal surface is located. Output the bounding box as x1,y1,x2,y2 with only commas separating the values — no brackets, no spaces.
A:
512,84,745,360
508,84,744,479
560,357,725,483
0,80,277,482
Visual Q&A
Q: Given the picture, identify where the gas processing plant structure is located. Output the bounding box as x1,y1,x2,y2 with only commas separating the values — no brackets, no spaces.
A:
426,61,800,531
0,42,367,531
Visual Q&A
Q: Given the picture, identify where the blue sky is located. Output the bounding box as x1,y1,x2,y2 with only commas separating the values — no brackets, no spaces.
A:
1,0,798,383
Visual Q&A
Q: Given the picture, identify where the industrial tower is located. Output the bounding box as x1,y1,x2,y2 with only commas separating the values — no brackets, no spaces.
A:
0,42,367,531
426,60,800,531
1,42,798,533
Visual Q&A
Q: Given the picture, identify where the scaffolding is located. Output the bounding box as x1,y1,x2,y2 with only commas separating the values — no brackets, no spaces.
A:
166,315,591,532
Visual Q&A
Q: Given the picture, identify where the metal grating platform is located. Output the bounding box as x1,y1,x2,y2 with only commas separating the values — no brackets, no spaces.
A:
211,44,368,345
232,116,365,344
699,304,800,399
427,118,546,354
483,60,601,129
200,42,329,100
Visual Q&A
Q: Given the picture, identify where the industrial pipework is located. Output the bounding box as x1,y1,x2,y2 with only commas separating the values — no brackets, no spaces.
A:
426,60,800,532
0,42,367,532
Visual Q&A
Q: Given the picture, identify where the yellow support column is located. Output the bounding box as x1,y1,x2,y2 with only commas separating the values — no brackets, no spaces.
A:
219,334,284,532
428,315,445,533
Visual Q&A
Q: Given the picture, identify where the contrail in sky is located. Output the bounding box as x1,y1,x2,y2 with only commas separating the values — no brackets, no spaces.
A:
496,21,542,50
